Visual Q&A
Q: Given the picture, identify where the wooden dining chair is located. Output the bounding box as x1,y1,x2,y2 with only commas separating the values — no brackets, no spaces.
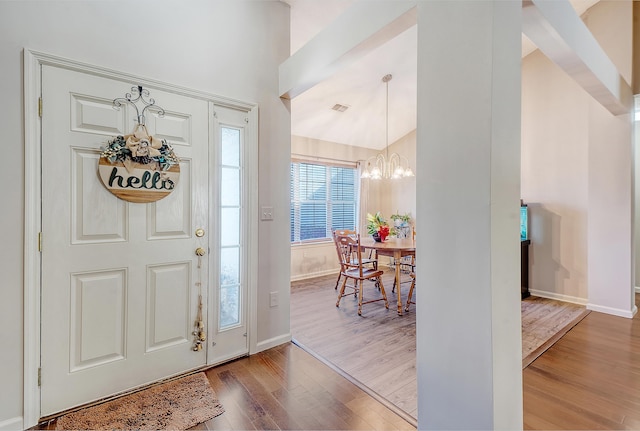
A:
334,233,388,316
405,271,416,312
392,227,415,293
404,227,417,311
332,229,377,290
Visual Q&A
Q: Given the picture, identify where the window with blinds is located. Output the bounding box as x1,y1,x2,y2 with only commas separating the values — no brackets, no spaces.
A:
290,161,358,243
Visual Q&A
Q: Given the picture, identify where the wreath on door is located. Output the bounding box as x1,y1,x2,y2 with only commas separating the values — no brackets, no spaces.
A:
98,87,180,203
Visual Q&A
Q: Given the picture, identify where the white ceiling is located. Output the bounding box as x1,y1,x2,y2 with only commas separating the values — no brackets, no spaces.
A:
285,0,600,150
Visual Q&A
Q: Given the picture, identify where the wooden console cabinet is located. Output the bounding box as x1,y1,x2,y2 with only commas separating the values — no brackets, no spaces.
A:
521,239,530,299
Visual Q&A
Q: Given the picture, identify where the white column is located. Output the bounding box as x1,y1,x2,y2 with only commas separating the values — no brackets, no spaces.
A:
416,1,522,429
587,104,636,318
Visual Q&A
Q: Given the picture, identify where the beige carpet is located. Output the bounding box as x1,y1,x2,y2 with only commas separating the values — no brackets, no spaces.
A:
55,372,224,430
521,296,590,368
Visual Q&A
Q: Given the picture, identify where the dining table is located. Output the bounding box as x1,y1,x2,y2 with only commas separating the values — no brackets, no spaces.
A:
360,237,416,315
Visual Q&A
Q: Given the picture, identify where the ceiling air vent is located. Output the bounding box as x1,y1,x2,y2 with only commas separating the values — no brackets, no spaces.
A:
331,103,349,112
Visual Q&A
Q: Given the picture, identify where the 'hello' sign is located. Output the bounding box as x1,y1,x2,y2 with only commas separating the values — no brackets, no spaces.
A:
98,158,180,203
98,126,180,203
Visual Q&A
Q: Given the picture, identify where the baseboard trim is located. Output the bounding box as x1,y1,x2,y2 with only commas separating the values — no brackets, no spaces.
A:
254,333,292,353
528,289,587,306
587,303,637,319
635,286,640,294
290,269,337,282
0,416,23,431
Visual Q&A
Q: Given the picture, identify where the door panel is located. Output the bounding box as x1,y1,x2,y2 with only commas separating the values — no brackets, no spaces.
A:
71,148,128,243
40,66,209,415
70,269,127,371
148,159,192,239
70,93,127,136
146,262,192,351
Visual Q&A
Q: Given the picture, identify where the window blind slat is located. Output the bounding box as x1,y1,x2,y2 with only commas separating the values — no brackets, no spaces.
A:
290,162,357,243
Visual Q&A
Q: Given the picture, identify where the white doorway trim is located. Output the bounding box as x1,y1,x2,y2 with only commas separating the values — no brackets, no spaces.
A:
23,49,259,428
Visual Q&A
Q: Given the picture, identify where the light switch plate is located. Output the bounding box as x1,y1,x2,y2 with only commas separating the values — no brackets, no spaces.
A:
261,206,274,221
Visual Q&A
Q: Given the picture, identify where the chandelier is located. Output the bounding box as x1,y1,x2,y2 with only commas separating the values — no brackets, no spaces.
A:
361,74,414,180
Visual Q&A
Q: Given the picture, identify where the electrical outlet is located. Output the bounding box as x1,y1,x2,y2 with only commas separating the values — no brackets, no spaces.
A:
270,291,278,307
261,206,274,221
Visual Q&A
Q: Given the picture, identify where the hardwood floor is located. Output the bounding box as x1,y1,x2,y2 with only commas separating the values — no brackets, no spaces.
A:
291,270,418,419
290,270,593,422
199,343,416,431
34,284,640,430
523,294,640,430
203,293,640,430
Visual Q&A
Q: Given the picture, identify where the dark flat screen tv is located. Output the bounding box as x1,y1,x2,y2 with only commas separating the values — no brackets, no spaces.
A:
520,204,528,241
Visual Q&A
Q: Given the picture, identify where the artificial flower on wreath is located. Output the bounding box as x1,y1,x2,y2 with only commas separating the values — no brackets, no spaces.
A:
100,124,179,174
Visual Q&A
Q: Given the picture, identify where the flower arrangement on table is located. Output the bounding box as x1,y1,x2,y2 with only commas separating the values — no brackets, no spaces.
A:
366,212,390,242
390,212,411,227
389,212,412,238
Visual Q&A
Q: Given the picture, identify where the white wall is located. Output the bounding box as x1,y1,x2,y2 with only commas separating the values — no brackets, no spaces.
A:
521,50,590,302
521,0,632,304
582,0,635,317
0,1,291,427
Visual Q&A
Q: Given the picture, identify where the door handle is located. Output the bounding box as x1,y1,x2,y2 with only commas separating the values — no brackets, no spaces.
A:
195,247,206,256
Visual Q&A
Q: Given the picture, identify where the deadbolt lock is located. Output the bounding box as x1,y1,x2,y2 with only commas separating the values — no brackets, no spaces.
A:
195,228,205,237
195,247,206,256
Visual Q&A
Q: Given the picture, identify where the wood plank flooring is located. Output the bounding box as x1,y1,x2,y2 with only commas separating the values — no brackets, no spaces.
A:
291,270,418,418
523,294,640,430
199,343,416,431
291,270,591,422
521,296,590,367
34,278,640,430
202,291,640,430
206,290,639,431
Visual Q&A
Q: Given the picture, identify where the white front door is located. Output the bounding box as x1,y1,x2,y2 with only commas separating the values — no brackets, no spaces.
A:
40,65,210,415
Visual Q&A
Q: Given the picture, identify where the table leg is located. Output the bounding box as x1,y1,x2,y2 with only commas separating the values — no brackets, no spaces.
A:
395,250,402,315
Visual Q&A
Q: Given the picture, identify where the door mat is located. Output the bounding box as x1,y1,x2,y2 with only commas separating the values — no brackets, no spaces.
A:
54,372,224,430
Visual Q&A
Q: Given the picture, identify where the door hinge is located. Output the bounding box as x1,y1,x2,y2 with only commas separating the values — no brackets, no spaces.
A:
38,97,42,118
38,368,41,387
38,232,42,252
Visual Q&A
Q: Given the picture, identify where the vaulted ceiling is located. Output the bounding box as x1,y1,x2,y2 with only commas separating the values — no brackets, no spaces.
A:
285,0,601,150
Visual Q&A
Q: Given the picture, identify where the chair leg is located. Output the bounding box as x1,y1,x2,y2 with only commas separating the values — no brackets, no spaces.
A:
357,276,389,316
405,276,415,312
379,278,389,309
336,277,348,307
334,272,341,290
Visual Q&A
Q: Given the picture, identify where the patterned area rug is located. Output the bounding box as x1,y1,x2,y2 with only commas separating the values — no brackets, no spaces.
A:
521,296,590,368
55,372,224,430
